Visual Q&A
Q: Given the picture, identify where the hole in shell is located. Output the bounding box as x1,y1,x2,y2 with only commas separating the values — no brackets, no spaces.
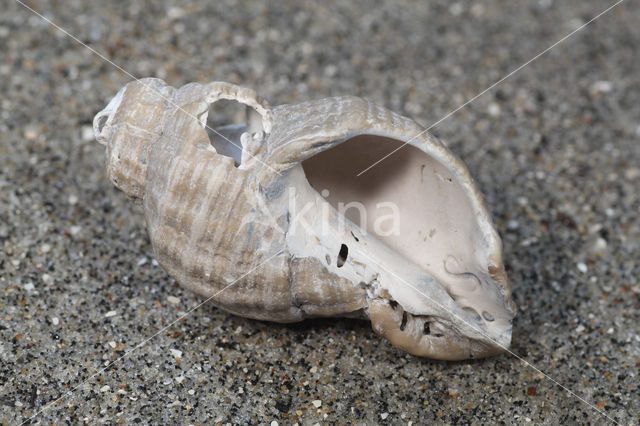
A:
96,115,108,134
205,99,263,167
423,322,431,335
399,311,408,331
337,243,348,268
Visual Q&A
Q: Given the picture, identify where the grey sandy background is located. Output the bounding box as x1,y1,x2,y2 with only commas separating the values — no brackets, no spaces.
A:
1,0,639,424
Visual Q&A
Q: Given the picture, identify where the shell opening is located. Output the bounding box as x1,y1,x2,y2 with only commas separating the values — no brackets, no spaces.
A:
301,134,511,334
205,99,264,167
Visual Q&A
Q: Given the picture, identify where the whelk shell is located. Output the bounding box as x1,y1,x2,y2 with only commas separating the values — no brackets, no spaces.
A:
93,78,516,360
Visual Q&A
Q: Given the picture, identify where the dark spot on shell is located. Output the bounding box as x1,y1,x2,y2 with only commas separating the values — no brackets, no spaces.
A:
259,182,286,200
400,312,408,331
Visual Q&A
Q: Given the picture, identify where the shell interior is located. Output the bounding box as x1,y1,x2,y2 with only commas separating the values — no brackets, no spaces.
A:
301,135,511,349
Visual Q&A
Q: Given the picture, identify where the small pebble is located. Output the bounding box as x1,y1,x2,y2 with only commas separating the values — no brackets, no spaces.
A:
312,399,322,408
24,282,35,292
575,325,585,333
449,3,463,15
70,225,82,236
170,348,183,358
50,317,59,326
100,385,110,392
309,366,318,374
167,296,181,305
81,125,94,141
576,263,587,273
68,194,79,205
381,412,389,420
188,389,195,395
589,80,613,95
167,6,185,19
270,422,278,426
24,128,38,140
175,376,185,384
105,310,117,318
15,401,23,407
591,237,607,254
137,257,148,266
41,243,51,253
487,103,501,117
109,341,117,348
625,167,640,180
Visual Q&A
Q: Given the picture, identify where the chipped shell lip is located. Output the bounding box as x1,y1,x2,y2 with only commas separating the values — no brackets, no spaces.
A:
94,85,127,145
369,298,509,360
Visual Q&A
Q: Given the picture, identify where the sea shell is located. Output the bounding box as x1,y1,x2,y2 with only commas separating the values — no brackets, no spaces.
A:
93,78,516,360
